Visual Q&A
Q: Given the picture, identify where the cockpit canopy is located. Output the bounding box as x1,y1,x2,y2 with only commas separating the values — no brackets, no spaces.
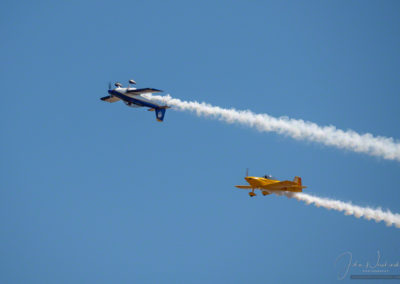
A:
263,174,274,179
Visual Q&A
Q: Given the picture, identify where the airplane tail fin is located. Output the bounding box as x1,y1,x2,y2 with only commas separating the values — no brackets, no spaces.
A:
293,176,302,186
155,108,166,122
293,176,307,189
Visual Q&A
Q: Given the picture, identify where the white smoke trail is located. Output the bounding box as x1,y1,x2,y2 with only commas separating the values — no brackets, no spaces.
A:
146,94,400,161
144,94,400,227
271,190,400,228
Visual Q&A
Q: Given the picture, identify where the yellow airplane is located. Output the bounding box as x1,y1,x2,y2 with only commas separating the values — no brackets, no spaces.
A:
235,169,307,197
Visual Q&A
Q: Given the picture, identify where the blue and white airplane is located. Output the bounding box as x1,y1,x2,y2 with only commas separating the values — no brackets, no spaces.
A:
100,79,170,122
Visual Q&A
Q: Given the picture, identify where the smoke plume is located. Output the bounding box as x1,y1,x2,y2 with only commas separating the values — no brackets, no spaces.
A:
146,94,400,162
275,191,400,228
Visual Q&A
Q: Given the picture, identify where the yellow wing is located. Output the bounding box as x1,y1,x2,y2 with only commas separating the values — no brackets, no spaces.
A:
235,185,252,189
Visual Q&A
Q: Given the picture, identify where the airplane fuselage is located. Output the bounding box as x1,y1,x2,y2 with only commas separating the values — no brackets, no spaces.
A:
108,87,163,109
245,176,303,192
245,176,280,188
236,175,306,197
101,83,169,121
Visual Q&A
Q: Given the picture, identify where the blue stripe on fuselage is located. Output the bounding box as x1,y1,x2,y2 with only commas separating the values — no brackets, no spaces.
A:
108,90,160,109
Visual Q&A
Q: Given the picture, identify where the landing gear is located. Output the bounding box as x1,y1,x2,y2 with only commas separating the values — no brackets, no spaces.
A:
262,191,270,196
249,192,256,197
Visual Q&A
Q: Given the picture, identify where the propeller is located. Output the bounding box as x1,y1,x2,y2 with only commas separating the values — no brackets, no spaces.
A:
246,168,249,177
108,82,111,90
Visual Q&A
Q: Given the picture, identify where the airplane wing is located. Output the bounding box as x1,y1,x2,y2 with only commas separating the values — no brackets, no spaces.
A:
235,185,252,189
101,96,120,103
261,180,303,192
126,88,163,95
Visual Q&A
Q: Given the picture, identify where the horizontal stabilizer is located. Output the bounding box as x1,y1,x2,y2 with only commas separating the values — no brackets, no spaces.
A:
100,96,120,103
149,106,170,112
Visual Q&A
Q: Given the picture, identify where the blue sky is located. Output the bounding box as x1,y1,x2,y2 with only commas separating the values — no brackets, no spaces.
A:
1,1,400,283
